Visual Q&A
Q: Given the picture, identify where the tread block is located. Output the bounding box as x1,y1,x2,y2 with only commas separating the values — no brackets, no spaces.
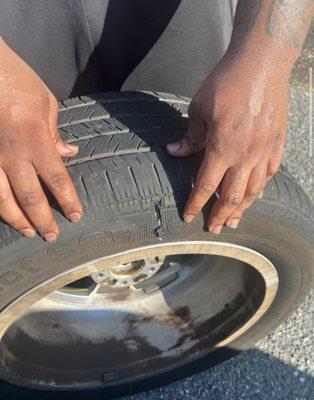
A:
57,92,312,222
59,91,190,112
58,99,188,128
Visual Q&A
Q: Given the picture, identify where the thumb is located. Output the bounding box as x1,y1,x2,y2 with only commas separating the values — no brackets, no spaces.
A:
48,99,79,158
55,138,79,157
52,129,79,157
166,129,206,158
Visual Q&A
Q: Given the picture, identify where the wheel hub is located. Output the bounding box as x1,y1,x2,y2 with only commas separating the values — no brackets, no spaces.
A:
91,256,165,288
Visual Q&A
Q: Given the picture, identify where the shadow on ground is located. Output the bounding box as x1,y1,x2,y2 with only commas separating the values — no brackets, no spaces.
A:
0,348,312,400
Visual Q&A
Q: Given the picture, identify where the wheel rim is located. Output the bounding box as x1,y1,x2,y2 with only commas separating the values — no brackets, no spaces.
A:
0,241,278,389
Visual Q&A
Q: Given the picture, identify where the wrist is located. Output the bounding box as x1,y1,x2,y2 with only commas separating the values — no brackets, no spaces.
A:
224,37,295,78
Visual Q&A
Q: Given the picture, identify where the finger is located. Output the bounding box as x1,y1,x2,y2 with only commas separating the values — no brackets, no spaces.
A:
267,127,285,180
267,150,282,180
52,129,79,158
183,153,227,222
48,94,60,133
166,127,207,157
48,97,78,158
5,162,59,241
225,162,267,228
55,136,78,157
208,167,251,234
0,167,36,238
34,148,82,223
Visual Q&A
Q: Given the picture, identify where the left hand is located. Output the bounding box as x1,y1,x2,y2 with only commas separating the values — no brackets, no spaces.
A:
166,52,290,234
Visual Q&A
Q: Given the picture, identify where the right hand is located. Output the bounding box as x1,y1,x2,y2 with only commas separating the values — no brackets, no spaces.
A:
0,38,82,241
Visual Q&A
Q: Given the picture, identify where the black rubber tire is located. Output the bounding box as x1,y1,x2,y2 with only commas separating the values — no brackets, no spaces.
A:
0,91,313,399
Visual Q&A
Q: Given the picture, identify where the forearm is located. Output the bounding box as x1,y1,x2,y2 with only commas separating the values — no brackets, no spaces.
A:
228,0,313,69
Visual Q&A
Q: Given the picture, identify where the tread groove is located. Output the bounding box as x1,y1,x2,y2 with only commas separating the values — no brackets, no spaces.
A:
111,159,118,168
284,180,291,202
89,146,97,158
103,170,115,195
128,166,140,196
152,163,163,191
88,110,95,120
79,175,91,202
68,114,76,125
84,138,92,149
295,186,303,207
272,175,280,200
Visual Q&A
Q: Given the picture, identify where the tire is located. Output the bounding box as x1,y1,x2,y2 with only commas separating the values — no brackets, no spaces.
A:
0,91,312,399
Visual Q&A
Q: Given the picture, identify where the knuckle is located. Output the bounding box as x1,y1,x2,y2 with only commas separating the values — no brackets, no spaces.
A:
195,182,215,196
209,216,225,227
246,186,263,199
48,173,68,190
207,136,225,157
229,211,243,220
10,219,27,230
0,138,10,153
242,142,253,155
221,193,242,207
20,190,42,207
62,202,78,214
267,166,279,178
42,153,63,165
0,135,19,152
273,128,281,144
232,115,245,130
0,188,9,203
186,206,202,215
40,221,56,231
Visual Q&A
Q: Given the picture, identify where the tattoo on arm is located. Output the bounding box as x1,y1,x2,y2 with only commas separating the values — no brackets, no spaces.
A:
232,0,313,53
232,0,263,39
266,1,313,50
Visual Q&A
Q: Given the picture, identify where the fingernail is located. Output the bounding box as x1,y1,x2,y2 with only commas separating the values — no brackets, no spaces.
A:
184,214,195,223
226,219,240,229
43,232,57,242
20,228,36,238
211,225,223,235
166,142,181,153
68,212,82,223
65,143,79,154
258,191,264,199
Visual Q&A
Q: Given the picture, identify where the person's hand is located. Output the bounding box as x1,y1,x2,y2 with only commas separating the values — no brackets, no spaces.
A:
167,52,289,234
0,38,82,241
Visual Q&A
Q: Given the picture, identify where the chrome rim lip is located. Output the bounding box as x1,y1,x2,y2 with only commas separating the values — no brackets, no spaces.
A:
0,241,279,341
0,241,279,388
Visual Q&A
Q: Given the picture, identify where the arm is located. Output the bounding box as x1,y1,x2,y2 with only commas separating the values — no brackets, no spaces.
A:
231,0,312,61
167,0,313,233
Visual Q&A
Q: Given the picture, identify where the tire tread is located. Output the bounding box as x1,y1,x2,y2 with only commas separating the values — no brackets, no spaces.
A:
57,91,312,221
